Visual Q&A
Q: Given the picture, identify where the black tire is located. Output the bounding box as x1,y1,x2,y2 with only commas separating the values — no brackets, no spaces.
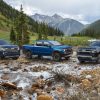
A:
97,54,100,63
53,52,61,61
0,56,4,60
13,57,19,60
25,51,32,59
38,55,42,59
65,57,70,60
79,60,85,63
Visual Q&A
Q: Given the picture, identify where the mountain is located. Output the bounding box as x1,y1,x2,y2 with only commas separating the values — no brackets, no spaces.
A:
79,20,100,38
31,13,85,35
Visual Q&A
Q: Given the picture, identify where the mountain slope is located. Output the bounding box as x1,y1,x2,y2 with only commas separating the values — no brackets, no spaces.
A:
79,20,100,38
87,20,100,33
31,13,84,35
0,13,12,40
0,0,64,41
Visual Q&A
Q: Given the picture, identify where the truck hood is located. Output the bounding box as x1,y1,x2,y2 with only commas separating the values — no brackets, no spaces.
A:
79,46,97,51
0,45,19,48
52,45,72,49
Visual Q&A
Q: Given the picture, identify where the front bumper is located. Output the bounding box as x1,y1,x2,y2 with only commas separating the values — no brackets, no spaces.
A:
77,51,98,61
62,52,73,58
77,55,98,61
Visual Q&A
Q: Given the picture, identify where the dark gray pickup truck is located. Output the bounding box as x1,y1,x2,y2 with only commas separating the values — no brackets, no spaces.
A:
77,41,100,63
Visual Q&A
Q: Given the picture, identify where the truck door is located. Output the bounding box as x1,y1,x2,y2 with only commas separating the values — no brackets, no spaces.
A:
41,41,53,55
33,41,43,55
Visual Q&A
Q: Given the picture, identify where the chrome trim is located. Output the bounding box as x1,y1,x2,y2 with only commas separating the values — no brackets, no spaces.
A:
77,55,92,58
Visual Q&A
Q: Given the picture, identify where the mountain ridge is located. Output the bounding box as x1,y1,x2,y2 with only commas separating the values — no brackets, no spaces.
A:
31,13,85,35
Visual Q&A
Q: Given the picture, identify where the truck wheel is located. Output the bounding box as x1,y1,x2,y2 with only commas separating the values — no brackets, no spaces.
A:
38,55,42,59
79,60,85,63
53,52,61,61
13,57,19,60
25,51,32,59
0,56,4,60
65,57,70,60
97,54,100,63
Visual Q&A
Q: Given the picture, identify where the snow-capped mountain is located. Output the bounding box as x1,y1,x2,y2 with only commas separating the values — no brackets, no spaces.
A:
31,13,85,35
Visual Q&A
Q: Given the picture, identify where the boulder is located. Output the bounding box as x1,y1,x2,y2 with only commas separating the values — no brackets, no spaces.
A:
37,94,53,100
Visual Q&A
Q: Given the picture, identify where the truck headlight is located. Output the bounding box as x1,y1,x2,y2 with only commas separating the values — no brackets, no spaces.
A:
0,47,6,51
17,47,20,50
92,50,97,53
63,49,66,52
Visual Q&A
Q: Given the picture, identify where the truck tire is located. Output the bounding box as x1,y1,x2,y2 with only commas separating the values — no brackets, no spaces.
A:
53,52,61,61
0,56,4,60
65,57,70,60
78,60,85,63
38,55,42,59
97,54,100,63
25,51,32,59
13,57,19,60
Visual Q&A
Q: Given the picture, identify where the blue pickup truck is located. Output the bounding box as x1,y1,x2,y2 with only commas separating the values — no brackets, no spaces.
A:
77,41,100,63
0,40,20,59
22,40,73,61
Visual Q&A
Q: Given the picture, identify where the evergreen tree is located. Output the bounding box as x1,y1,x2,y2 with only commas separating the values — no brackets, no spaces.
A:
43,24,48,40
37,24,43,40
37,32,42,40
15,5,29,46
10,27,16,44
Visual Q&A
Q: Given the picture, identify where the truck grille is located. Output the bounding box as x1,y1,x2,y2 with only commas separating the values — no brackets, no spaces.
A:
78,52,91,56
6,48,18,52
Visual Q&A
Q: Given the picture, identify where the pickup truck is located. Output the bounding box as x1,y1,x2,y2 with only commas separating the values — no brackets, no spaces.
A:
77,41,100,63
0,40,20,59
22,40,73,61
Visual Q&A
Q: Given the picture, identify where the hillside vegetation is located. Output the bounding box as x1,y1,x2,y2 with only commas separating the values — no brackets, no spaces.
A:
0,0,63,42
0,14,11,40
73,20,100,38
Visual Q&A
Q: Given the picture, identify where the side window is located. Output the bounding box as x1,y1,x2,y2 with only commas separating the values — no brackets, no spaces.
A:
95,42,100,47
98,42,100,47
43,42,50,46
36,41,43,46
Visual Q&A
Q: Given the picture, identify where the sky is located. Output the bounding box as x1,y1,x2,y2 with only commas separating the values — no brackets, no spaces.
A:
4,0,100,24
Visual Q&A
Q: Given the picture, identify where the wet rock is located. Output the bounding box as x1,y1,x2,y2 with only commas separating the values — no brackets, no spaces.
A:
36,77,46,88
31,66,49,72
37,94,53,100
10,67,19,71
1,82,21,91
0,90,6,97
56,86,65,94
90,90,98,97
86,75,92,79
31,83,39,93
1,74,10,80
81,79,92,90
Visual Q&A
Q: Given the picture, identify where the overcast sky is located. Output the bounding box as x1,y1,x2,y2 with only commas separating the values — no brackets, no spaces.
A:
4,0,100,24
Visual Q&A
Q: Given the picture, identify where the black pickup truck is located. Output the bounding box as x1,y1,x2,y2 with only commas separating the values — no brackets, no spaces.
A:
0,40,20,59
77,41,100,63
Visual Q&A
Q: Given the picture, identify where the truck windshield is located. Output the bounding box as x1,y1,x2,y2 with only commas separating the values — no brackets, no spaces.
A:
49,41,61,46
90,41,100,47
0,40,9,45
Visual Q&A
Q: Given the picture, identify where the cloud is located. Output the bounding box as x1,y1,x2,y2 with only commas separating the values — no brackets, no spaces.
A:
4,0,100,24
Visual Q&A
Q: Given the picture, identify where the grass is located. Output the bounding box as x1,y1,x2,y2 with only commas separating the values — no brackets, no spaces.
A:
0,29,93,46
30,35,93,46
0,30,10,41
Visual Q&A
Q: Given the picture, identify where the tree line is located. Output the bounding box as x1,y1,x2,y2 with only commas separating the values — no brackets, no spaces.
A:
72,28,100,39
